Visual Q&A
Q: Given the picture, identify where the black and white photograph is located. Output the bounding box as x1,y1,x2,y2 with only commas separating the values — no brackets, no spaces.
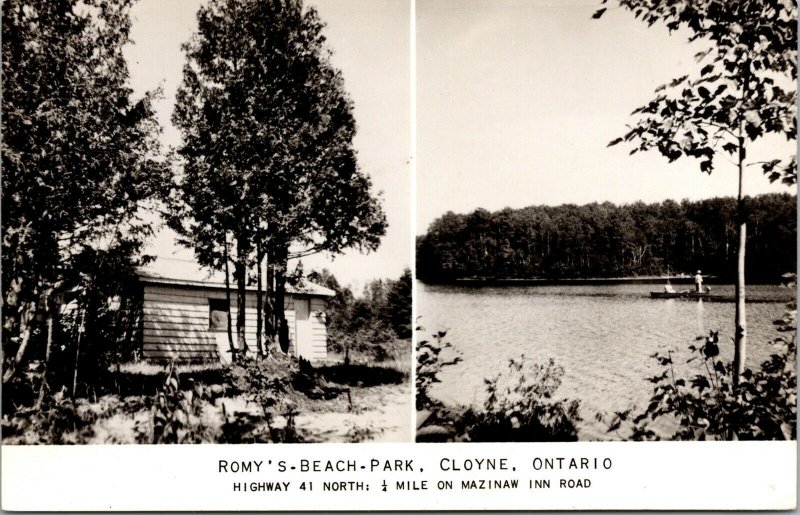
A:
1,0,798,511
2,0,412,445
416,0,797,442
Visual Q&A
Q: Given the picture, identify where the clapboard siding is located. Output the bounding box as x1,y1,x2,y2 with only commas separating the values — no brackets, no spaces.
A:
145,352,219,363
146,351,219,358
144,334,217,344
309,299,328,358
144,320,210,330
143,343,218,351
144,348,219,355
144,311,209,322
142,285,219,362
140,283,327,363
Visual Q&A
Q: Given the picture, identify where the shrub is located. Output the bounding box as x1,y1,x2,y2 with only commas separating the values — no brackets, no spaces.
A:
416,329,461,411
2,390,148,444
308,268,412,361
329,324,398,362
224,357,304,443
605,304,797,441
455,356,581,442
385,268,412,339
415,325,580,442
150,362,218,444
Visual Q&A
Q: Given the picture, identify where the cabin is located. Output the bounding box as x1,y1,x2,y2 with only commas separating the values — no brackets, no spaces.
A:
136,257,334,364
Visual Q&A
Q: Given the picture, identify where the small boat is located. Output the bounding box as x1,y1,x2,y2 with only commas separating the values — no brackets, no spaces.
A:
649,291,717,299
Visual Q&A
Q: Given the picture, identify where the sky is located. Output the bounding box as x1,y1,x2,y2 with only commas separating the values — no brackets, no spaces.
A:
416,0,796,232
123,0,795,287
123,0,411,291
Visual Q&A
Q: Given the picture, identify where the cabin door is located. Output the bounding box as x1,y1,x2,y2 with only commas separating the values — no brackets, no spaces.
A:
294,298,312,360
208,298,232,364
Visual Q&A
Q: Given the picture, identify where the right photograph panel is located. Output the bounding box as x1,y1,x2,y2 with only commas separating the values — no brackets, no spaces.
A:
415,0,797,442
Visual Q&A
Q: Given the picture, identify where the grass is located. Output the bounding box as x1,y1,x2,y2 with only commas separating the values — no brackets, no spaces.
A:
317,338,410,388
118,361,224,375
328,338,411,372
105,361,232,398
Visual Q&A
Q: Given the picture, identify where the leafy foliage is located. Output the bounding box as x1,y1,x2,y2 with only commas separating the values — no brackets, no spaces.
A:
223,358,304,443
148,358,311,444
417,194,795,282
2,0,167,383
604,306,797,441
598,0,796,181
152,362,214,444
2,389,149,445
169,0,387,352
415,330,581,442
456,356,581,442
386,269,413,339
308,268,412,360
4,351,409,444
415,329,462,411
344,421,384,443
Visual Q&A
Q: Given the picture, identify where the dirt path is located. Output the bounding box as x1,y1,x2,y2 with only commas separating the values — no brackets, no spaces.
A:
295,383,412,442
9,379,413,444
212,382,413,443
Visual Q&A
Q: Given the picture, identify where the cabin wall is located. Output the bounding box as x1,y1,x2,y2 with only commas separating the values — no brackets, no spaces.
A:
140,283,327,363
141,284,221,363
282,296,327,362
309,298,328,361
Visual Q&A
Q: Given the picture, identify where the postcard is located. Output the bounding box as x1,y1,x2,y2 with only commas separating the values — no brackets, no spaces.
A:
1,0,796,510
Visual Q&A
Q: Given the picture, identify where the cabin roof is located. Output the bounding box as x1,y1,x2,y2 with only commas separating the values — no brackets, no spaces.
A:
137,256,335,297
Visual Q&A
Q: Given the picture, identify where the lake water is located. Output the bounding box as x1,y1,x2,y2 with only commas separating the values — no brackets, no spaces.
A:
417,282,795,440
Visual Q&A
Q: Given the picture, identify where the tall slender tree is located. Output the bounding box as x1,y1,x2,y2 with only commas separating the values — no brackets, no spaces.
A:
171,0,386,356
2,0,166,384
596,0,797,385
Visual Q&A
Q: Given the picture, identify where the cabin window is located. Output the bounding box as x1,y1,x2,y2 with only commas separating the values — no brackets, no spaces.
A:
208,298,229,331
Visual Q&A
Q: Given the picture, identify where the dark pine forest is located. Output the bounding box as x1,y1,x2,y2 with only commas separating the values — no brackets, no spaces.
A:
417,193,796,283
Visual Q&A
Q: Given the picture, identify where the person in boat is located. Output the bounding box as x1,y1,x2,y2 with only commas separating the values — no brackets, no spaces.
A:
694,270,703,292
663,280,676,293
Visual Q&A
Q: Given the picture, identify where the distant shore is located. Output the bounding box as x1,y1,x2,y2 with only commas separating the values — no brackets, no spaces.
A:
420,275,787,287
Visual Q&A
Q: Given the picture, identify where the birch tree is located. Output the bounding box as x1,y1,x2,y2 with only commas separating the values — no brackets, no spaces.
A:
596,0,797,385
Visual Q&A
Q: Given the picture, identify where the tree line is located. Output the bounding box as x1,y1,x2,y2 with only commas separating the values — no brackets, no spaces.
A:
307,268,411,359
416,193,796,283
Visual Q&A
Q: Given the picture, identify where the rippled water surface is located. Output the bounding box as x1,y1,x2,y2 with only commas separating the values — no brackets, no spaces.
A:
417,282,795,440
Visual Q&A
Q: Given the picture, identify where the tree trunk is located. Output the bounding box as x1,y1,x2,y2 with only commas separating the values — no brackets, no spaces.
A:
234,234,249,356
2,299,37,384
72,304,85,398
274,245,290,354
733,138,747,387
264,251,277,354
2,276,24,352
36,290,57,409
74,281,103,396
223,234,236,359
733,221,747,384
255,243,264,359
732,72,750,388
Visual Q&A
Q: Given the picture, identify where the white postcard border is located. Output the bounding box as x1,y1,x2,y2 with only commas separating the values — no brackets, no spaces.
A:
1,441,795,511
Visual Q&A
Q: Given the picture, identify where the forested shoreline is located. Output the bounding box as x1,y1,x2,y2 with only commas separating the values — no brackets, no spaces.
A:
417,193,796,283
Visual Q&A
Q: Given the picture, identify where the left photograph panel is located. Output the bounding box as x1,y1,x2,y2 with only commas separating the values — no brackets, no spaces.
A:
2,0,412,443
